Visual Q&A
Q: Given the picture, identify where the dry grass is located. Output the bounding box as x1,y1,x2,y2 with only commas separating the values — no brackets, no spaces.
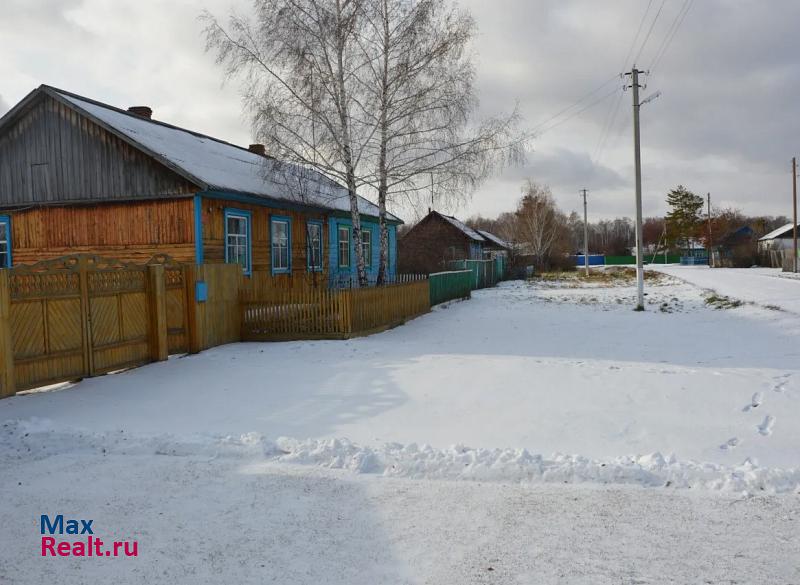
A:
535,267,666,287
704,293,744,310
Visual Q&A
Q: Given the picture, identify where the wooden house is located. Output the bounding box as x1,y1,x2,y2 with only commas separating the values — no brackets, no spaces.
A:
0,85,401,286
398,210,490,274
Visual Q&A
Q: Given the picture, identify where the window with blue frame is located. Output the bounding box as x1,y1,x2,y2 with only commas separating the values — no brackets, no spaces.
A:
224,209,251,275
338,226,351,268
0,216,11,269
306,221,323,271
271,216,291,273
361,228,372,268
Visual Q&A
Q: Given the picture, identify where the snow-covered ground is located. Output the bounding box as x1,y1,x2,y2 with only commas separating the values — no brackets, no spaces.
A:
1,271,799,583
657,264,800,315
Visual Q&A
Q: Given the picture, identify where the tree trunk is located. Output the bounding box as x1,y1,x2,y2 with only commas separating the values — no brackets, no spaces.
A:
334,0,367,287
377,195,389,285
376,0,391,286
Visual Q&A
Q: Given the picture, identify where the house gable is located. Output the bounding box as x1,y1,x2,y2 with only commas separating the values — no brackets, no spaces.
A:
0,92,201,209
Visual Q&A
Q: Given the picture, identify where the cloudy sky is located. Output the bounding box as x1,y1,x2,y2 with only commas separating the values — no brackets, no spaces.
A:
1,0,798,224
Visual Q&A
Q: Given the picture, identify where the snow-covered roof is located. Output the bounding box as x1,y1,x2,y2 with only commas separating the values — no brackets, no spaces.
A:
759,223,799,241
437,213,485,242
477,229,510,249
47,88,398,222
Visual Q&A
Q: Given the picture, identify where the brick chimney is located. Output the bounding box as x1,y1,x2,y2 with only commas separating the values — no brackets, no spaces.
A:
127,106,153,119
248,144,266,156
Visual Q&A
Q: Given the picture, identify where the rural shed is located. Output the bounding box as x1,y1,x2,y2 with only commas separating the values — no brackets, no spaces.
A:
757,223,800,252
0,85,401,286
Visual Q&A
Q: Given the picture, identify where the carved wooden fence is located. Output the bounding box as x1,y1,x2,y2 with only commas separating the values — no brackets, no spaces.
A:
0,254,189,397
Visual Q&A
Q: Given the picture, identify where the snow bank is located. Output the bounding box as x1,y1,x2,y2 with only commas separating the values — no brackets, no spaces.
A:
275,437,800,494
4,419,798,494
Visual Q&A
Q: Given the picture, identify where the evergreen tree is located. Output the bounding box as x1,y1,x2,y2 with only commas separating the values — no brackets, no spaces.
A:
665,185,704,252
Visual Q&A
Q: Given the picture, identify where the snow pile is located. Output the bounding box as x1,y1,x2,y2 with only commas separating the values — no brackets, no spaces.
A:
275,437,800,493
3,418,800,493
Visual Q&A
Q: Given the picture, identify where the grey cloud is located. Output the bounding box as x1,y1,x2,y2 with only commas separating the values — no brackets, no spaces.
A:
511,148,626,193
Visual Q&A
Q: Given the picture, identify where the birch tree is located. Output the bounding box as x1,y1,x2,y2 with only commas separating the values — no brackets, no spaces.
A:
201,0,373,286
356,0,525,284
514,181,568,270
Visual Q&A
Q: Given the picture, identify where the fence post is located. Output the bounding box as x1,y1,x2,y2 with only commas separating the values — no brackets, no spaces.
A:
184,264,203,354
0,270,15,398
344,289,353,338
147,264,168,362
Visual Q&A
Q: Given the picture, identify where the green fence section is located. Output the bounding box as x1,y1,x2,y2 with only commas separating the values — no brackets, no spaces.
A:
435,257,506,303
429,270,473,306
495,256,507,281
604,255,682,265
447,259,502,290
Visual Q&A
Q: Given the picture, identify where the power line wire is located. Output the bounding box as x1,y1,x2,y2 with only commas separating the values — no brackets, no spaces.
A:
633,0,667,65
536,87,620,137
593,90,625,163
621,0,654,72
531,74,619,135
593,0,656,166
650,0,694,74
593,89,623,159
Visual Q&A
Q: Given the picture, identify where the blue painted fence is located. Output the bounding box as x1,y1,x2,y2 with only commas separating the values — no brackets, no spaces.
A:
573,255,606,266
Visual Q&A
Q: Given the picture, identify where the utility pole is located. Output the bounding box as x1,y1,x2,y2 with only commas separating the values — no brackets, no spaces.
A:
580,189,589,276
625,66,646,310
793,157,798,273
707,193,713,267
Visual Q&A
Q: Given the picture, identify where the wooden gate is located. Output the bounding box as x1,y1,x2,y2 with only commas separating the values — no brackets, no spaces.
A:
86,257,150,375
8,256,86,390
3,254,186,393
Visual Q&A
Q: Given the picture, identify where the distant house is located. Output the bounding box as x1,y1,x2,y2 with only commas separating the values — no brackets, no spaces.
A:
713,225,757,267
0,85,401,287
758,223,800,252
679,238,708,258
398,210,489,274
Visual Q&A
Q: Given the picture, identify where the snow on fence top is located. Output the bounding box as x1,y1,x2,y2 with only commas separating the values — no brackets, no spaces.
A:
55,89,399,221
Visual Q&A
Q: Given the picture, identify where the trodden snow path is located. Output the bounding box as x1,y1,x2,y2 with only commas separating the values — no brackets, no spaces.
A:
656,265,800,315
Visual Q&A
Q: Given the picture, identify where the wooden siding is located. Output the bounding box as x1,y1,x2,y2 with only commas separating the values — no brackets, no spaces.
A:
200,196,329,283
7,198,195,265
0,94,197,206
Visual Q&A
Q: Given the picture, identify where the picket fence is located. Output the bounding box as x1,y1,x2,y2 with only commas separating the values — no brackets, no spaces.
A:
240,279,430,341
